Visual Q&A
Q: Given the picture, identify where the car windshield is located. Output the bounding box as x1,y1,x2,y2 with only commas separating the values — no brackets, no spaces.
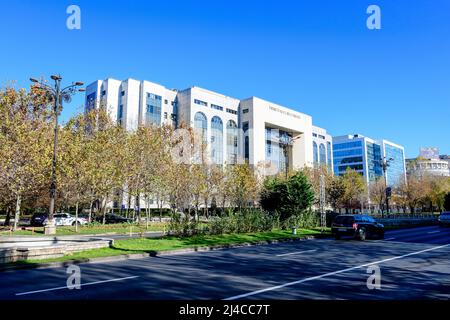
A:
334,216,354,224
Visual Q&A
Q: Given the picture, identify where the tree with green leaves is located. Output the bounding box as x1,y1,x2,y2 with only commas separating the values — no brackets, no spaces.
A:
327,175,346,212
58,113,92,231
228,163,260,211
260,170,314,223
369,177,386,213
0,87,53,230
341,168,366,213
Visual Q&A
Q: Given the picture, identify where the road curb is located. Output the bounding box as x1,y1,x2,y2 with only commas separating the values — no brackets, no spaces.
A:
0,234,328,272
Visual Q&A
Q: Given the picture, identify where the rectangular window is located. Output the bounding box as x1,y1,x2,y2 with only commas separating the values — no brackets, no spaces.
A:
333,148,363,158
146,93,162,125
101,90,106,96
164,112,168,119
194,99,207,106
211,104,223,111
242,121,249,132
226,108,237,115
85,92,96,111
117,105,124,122
333,141,363,150
266,141,272,156
243,109,249,114
121,91,125,96
164,99,168,104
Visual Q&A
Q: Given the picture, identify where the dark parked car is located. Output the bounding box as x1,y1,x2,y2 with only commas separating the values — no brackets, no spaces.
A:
30,213,48,226
331,214,384,240
438,212,450,227
95,213,133,224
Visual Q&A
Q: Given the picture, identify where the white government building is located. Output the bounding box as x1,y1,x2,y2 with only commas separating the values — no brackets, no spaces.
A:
85,78,333,208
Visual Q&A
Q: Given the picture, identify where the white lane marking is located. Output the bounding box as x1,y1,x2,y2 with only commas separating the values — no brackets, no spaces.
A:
276,249,317,257
427,231,441,234
385,237,396,240
223,243,450,300
15,276,139,296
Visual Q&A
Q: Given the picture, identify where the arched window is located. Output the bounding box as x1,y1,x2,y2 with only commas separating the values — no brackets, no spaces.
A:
211,116,223,164
226,120,238,164
313,141,318,165
327,141,332,169
194,112,207,142
319,143,326,164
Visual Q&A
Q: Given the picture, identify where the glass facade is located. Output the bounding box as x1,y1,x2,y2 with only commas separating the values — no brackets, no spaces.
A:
333,141,364,175
319,143,326,165
266,127,291,174
117,104,124,125
211,116,223,164
334,148,364,158
145,93,162,125
366,142,383,182
327,141,332,169
86,92,96,112
333,141,362,150
333,138,404,184
171,100,178,127
313,142,319,165
384,144,405,186
226,120,238,164
194,112,207,142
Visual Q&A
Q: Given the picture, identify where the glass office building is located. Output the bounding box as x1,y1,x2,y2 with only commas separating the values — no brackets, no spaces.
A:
333,139,365,176
333,134,406,186
383,141,406,186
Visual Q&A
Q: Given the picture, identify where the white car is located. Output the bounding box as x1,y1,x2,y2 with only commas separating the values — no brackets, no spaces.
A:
43,213,88,226
438,212,450,227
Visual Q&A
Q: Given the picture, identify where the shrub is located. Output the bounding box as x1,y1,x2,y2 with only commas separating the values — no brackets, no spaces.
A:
168,214,200,236
260,171,315,222
171,209,279,236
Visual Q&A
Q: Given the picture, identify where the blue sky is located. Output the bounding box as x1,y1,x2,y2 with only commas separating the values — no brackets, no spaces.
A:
1,0,449,158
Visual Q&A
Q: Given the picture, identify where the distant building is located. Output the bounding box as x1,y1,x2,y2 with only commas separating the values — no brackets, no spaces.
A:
85,77,334,209
406,148,450,177
312,126,333,173
332,134,406,186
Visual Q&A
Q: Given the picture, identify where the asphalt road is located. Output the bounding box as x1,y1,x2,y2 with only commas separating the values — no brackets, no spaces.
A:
1,225,449,300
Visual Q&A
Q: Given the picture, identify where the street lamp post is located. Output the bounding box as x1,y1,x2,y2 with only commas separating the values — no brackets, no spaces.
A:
279,134,301,179
30,75,84,235
377,156,394,217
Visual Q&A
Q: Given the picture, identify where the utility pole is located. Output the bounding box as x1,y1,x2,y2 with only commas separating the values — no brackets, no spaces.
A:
320,174,326,231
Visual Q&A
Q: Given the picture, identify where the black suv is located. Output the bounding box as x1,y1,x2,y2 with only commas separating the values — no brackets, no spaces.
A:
95,213,133,224
331,214,384,240
30,213,48,226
